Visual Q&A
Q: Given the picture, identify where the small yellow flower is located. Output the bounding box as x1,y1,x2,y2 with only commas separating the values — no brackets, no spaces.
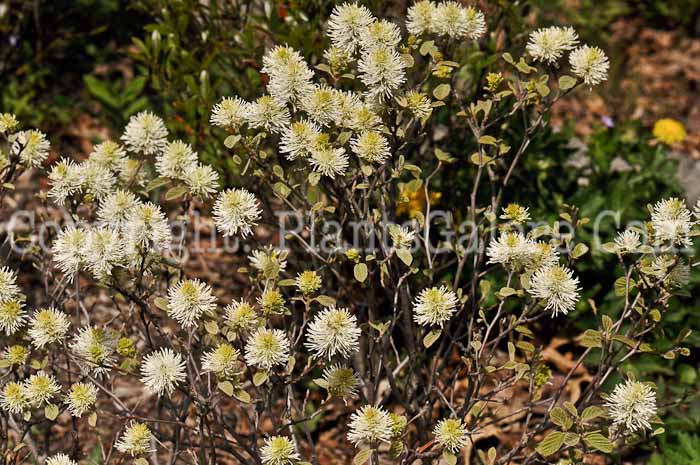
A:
653,118,686,144
396,188,441,218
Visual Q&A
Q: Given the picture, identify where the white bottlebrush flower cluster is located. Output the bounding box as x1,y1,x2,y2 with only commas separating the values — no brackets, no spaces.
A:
407,1,486,41
2,4,694,463
412,285,459,327
140,348,187,396
525,26,609,86
305,307,362,359
604,379,657,433
166,278,217,328
486,216,580,316
347,405,394,446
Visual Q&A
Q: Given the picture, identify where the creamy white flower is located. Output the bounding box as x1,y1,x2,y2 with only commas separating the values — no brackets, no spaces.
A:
245,95,291,133
389,225,416,250
527,26,579,64
321,364,359,398
413,286,459,327
324,46,354,71
0,113,18,134
327,3,375,54
347,405,393,445
22,371,60,406
76,160,117,200
405,90,433,120
652,255,690,288
97,190,141,231
615,230,642,254
569,45,609,86
28,307,71,348
224,299,259,333
305,307,361,359
115,422,154,456
279,120,321,160
201,343,240,379
500,203,531,224
263,46,315,104
244,328,290,370
651,197,693,247
118,158,149,187
213,188,262,237
140,348,187,396
257,289,287,315
3,345,29,366
295,270,322,295
52,226,88,279
156,140,199,179
84,227,125,279
359,19,401,51
167,278,217,328
48,158,82,205
528,265,580,316
0,382,29,414
46,454,77,465
184,164,219,198
407,1,436,36
71,326,118,375
486,232,533,270
249,247,288,280
211,97,249,128
604,379,657,432
526,241,560,272
309,145,349,179
11,129,50,167
260,436,301,465
121,111,168,155
0,267,21,303
347,101,382,131
351,130,391,164
358,48,407,101
433,2,486,40
64,382,98,417
124,202,172,253
89,141,128,172
301,85,341,127
0,299,25,335
434,418,468,453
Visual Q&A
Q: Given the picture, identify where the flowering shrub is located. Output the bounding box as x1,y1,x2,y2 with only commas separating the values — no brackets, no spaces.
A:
0,2,694,465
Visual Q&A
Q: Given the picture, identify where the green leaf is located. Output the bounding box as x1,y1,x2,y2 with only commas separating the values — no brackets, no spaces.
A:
45,404,59,421
253,371,269,386
165,185,187,201
204,320,219,335
550,406,573,430
353,448,373,465
315,295,336,307
396,248,413,266
563,432,580,447
218,381,234,397
536,431,565,457
145,177,170,192
84,75,119,109
134,459,149,465
442,451,457,465
88,411,98,427
153,297,169,311
478,135,498,145
354,263,368,282
234,389,251,403
433,83,451,100
571,243,589,259
423,329,442,348
580,406,606,422
583,432,614,453
224,135,241,148
580,329,602,348
558,75,577,91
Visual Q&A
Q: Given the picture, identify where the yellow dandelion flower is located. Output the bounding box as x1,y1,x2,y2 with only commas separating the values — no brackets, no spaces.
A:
653,118,686,144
